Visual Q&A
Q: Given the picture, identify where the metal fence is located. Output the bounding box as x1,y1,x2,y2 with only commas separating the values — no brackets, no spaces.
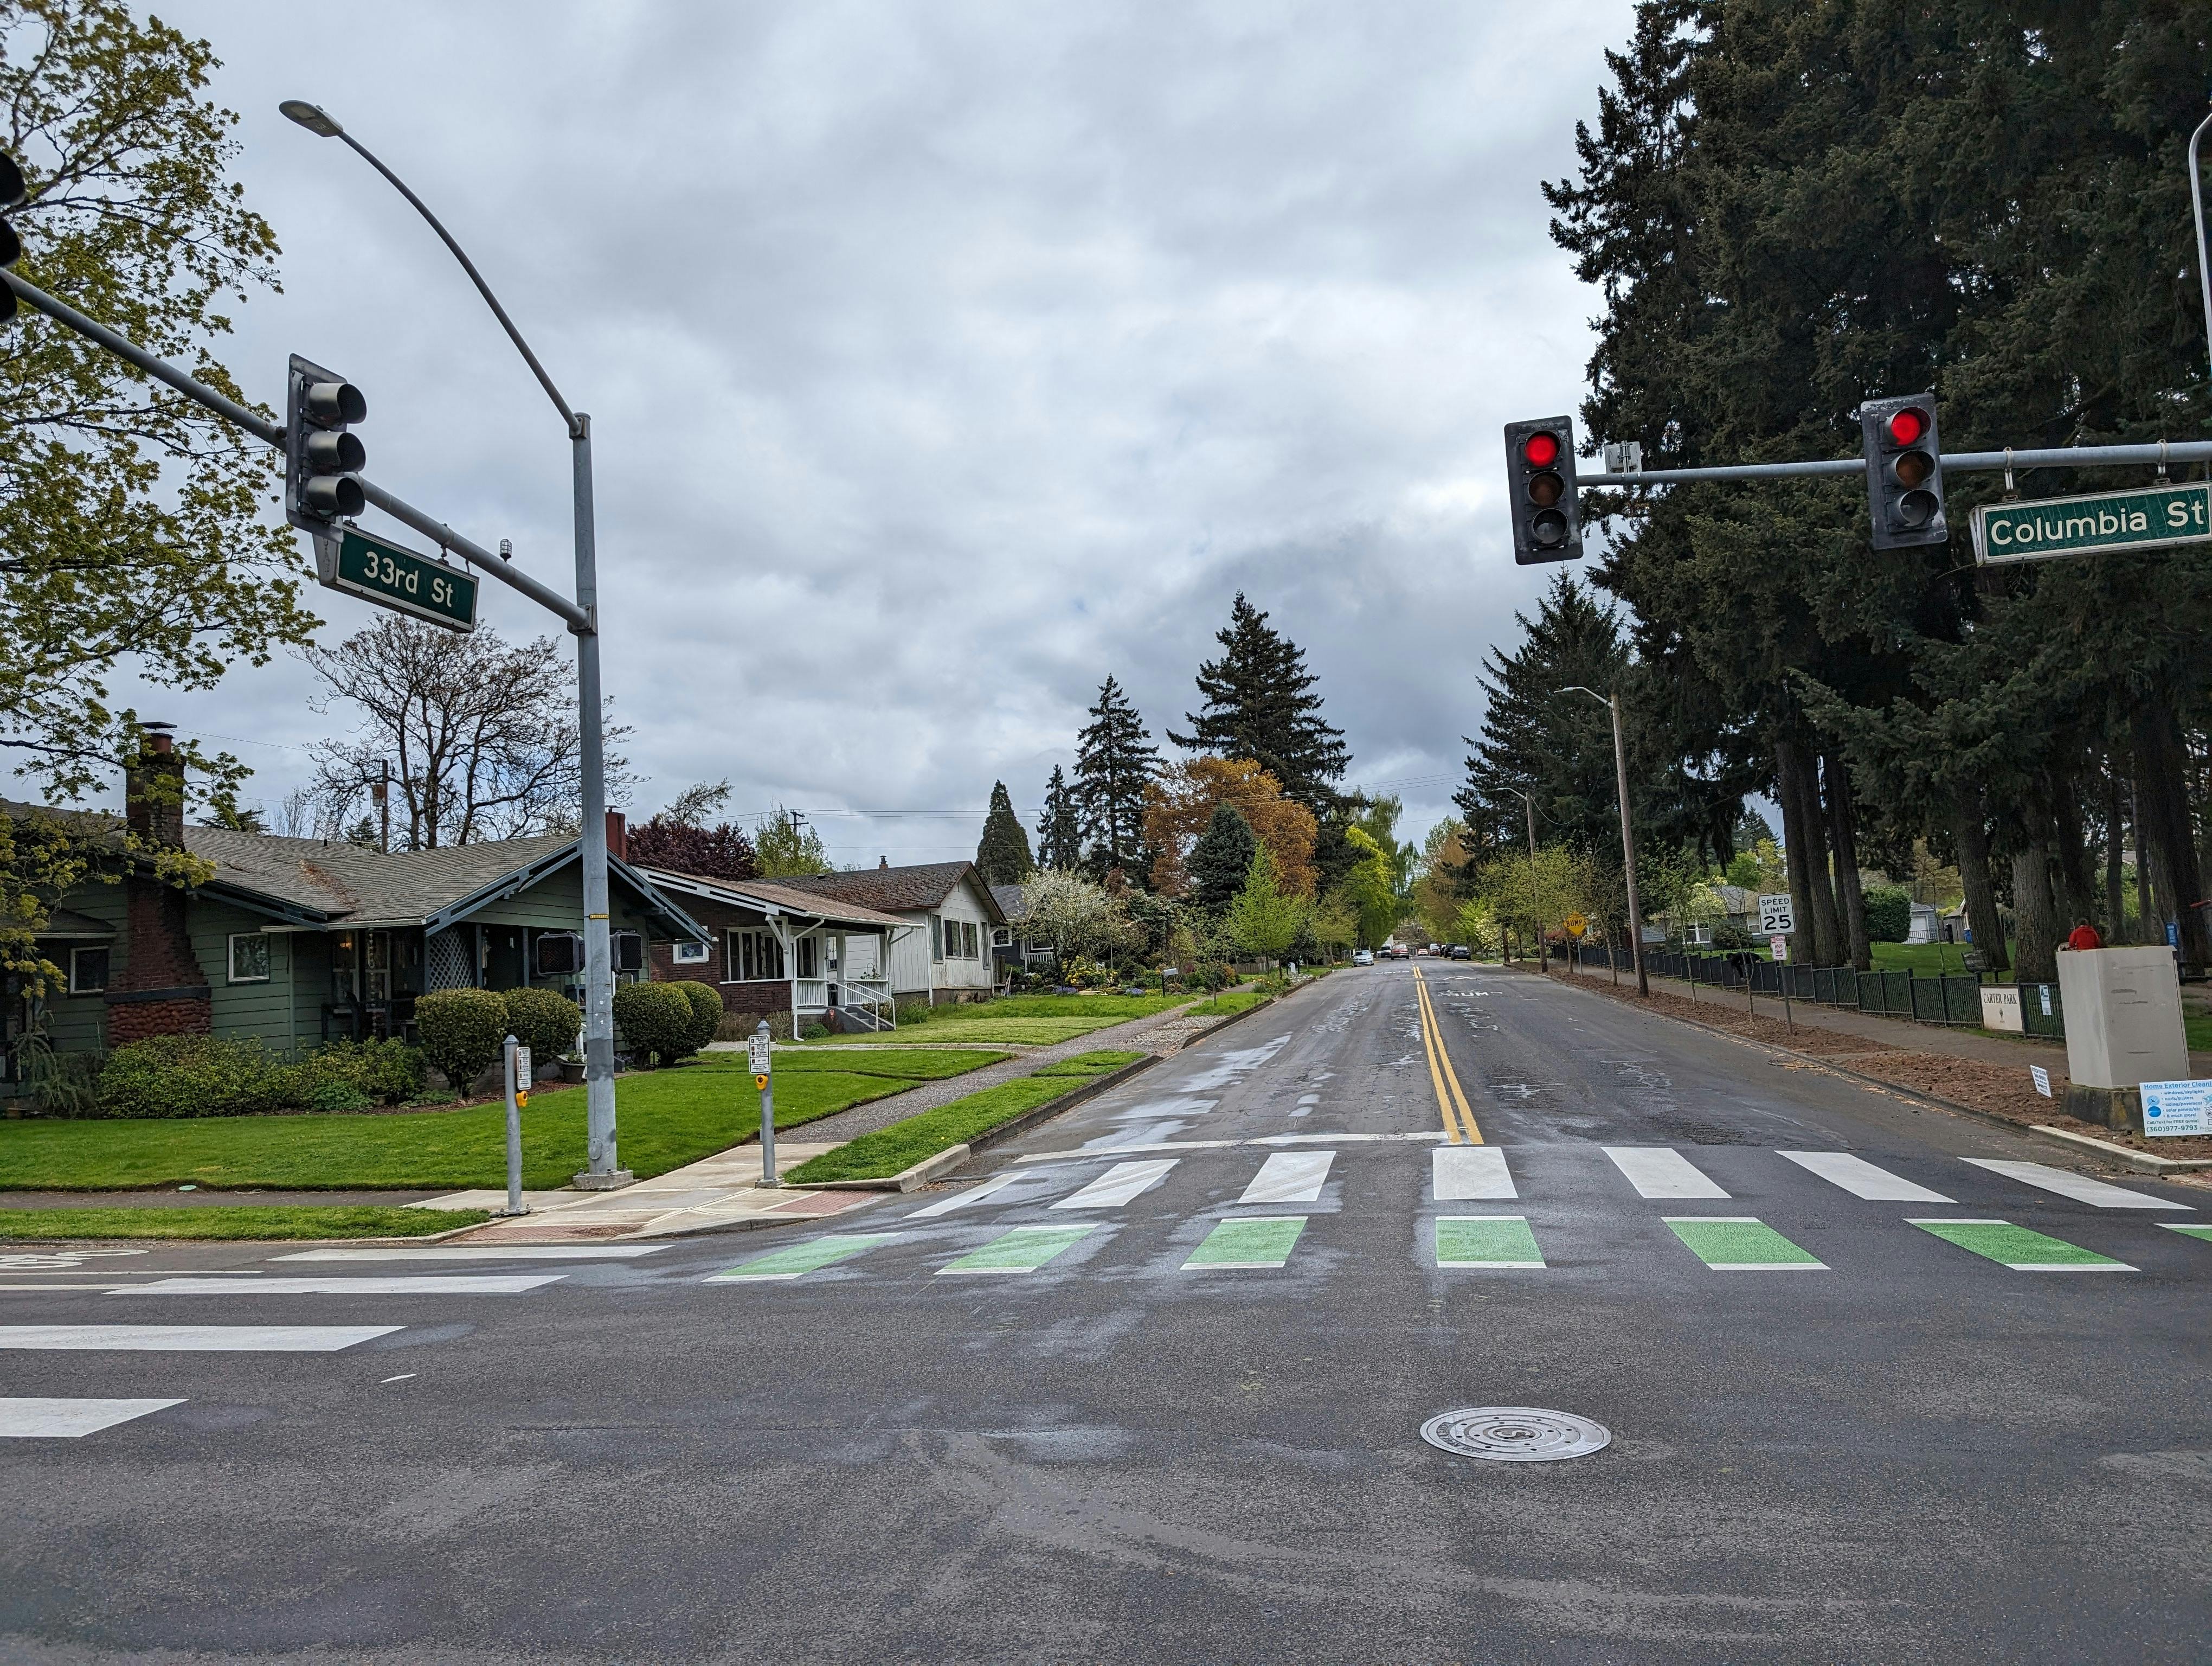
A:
1552,941,2039,1033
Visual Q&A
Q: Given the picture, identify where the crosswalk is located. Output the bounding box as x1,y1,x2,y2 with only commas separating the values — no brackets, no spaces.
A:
702,1141,2203,1289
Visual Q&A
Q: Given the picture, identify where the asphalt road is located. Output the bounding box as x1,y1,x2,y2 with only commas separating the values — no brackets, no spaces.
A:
4,962,2208,1663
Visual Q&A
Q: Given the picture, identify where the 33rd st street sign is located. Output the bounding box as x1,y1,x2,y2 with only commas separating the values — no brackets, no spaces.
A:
314,526,479,631
1972,480,2212,566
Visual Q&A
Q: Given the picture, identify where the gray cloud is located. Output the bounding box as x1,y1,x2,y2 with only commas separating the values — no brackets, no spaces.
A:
119,0,1629,858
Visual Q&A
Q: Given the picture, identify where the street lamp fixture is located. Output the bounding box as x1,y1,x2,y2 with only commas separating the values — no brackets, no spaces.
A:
282,98,627,1188
1560,686,1648,997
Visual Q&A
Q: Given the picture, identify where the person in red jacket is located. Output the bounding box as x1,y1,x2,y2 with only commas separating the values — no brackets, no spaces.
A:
2065,919,2102,951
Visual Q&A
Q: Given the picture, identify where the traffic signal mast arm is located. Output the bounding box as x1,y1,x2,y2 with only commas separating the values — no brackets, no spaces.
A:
0,267,587,634
1576,439,2212,488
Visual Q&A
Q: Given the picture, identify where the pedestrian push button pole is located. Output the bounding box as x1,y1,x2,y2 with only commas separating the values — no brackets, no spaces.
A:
751,1020,779,1188
496,1033,531,1218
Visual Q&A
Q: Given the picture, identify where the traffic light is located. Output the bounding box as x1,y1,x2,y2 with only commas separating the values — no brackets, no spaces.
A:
1503,415,1583,564
284,352,367,531
1860,392,1947,550
0,151,25,326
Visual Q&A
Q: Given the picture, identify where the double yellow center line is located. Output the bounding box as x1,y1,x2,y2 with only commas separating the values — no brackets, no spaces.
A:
1411,965,1481,1145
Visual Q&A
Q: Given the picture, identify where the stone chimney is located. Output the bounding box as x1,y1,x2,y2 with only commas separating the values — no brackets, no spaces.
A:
111,726,210,1043
605,809,628,862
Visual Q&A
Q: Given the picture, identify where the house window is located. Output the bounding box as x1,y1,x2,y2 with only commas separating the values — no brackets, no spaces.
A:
941,920,979,960
228,932,271,984
726,929,786,983
795,935,819,979
930,916,944,962
992,927,1011,949
673,940,710,965
68,946,109,994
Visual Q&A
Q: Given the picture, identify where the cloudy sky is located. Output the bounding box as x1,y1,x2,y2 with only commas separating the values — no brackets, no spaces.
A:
127,0,1633,863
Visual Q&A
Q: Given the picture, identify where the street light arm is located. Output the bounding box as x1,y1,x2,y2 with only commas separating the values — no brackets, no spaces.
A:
318,120,579,436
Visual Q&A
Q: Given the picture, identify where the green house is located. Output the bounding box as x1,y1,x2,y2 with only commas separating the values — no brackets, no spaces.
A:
2,753,706,1089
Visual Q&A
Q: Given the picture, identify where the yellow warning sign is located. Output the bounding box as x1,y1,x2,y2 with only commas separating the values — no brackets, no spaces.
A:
1564,912,1588,938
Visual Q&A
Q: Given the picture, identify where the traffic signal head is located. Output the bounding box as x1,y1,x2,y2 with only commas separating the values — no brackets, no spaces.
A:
0,151,25,327
1859,392,1946,550
285,353,367,530
1503,415,1583,564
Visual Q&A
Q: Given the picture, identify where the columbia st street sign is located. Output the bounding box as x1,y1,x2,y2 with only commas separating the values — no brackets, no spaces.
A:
1971,480,2212,566
315,526,479,631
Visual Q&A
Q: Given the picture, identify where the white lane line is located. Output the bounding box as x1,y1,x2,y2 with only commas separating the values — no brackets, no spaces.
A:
0,1398,184,1438
906,1172,1023,1218
1962,1159,2193,1211
1777,1150,1952,1203
1432,1146,1516,1201
274,1245,666,1262
114,1276,564,1296
1237,1150,1335,1205
1051,1160,1179,1210
1604,1146,1730,1200
0,1324,401,1351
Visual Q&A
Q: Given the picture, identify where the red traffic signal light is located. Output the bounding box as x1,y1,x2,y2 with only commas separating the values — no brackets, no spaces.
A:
1886,407,1928,446
1860,393,1946,550
1521,430,1561,468
1503,416,1583,565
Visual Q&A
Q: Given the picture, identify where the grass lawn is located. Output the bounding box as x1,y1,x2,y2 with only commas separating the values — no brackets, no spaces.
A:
705,1048,1009,1080
2187,1013,2212,1054
1186,991,1269,1017
785,1050,1146,1184
0,1059,929,1194
0,1206,491,1242
797,993,1189,1047
1867,941,1983,976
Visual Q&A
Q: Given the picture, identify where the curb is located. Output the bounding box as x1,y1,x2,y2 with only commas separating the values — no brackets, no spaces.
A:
2030,1123,2212,1174
801,1054,1165,1191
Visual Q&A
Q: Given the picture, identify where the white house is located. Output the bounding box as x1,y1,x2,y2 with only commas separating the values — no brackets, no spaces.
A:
783,860,1009,1003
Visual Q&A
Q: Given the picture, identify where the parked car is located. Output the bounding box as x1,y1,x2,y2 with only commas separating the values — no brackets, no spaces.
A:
1449,944,1472,960
1352,949,1375,966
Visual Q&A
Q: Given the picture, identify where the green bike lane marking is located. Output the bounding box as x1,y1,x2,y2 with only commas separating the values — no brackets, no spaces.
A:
1182,1216,1306,1270
1664,1216,1825,1271
1435,1215,1544,1268
2162,1224,2212,1245
708,1234,902,1281
1909,1219,2132,1271
937,1224,1097,1275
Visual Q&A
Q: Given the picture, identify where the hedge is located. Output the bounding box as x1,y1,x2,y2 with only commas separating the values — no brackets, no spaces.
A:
92,1035,426,1120
503,986,581,1064
414,988,509,1090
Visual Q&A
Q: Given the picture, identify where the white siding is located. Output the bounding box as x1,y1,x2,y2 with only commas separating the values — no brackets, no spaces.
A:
934,875,997,990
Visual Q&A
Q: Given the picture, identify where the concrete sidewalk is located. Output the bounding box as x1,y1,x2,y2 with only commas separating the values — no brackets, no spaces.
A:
1555,953,2212,1074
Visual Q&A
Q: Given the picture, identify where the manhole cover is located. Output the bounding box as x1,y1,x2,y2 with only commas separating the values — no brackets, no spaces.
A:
1421,1406,1611,1462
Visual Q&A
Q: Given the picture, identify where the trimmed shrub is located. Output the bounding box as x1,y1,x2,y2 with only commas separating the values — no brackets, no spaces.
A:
612,980,697,1067
503,986,582,1066
288,1039,427,1108
1864,886,1913,945
98,1035,291,1119
414,988,510,1093
672,980,724,1054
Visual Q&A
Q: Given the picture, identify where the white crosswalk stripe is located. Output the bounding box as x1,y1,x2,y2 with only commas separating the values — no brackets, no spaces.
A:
1777,1150,1952,1203
1604,1146,1728,1199
1237,1150,1335,1204
1432,1146,1515,1200
1052,1161,1178,1210
1962,1159,2193,1211
0,1398,183,1438
113,1276,565,1296
0,1325,401,1351
906,1172,1024,1218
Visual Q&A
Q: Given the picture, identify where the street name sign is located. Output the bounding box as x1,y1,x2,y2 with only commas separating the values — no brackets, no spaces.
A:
1971,481,2212,567
1757,894,1794,934
315,526,478,632
2140,1079,2212,1138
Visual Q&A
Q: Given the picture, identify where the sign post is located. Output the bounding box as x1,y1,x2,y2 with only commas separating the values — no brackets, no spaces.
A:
750,1021,779,1188
1971,481,2212,566
496,1034,530,1218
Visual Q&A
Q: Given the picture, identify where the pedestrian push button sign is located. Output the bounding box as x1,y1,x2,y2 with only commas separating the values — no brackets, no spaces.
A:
748,1034,773,1075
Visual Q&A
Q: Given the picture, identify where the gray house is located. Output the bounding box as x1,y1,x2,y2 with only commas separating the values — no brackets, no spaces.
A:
2,738,705,1088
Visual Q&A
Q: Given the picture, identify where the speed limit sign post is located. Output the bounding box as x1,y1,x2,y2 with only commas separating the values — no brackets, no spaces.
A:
750,1020,779,1187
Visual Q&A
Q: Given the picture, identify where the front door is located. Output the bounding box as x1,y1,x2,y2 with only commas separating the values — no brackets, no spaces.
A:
484,925,526,991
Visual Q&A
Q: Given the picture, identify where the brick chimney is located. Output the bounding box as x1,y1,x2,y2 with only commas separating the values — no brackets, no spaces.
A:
111,727,210,1043
878,855,889,869
605,809,628,862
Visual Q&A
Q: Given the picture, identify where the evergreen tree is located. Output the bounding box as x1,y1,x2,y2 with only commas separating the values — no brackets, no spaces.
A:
974,780,1036,885
1072,676,1160,875
1168,593,1348,808
1036,766,1083,870
1187,804,1258,913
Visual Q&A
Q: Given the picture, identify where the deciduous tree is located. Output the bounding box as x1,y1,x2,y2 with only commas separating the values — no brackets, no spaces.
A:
1141,757,1317,901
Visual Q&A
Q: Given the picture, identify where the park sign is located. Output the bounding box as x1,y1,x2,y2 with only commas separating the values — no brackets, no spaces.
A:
314,526,478,632
1971,480,2212,567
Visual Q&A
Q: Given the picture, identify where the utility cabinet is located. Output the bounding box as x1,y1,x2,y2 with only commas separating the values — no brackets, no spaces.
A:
2055,947,2189,1131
